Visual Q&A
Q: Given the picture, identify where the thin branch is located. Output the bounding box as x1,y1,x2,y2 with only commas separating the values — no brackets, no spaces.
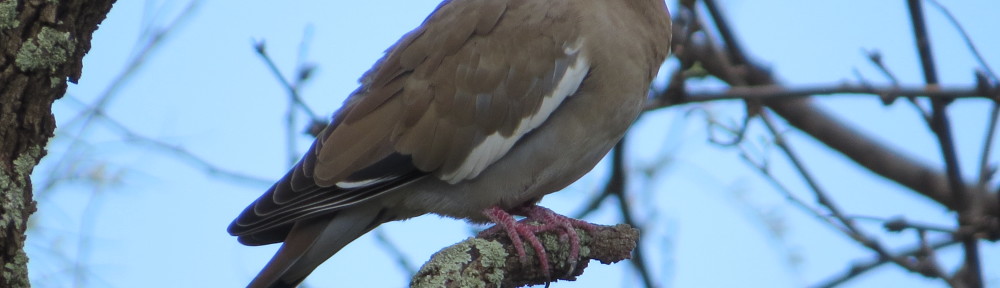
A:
59,96,272,186
606,140,657,288
663,1,999,287
739,140,850,234
859,216,956,234
572,189,612,220
978,106,999,191
741,116,954,286
760,112,859,236
760,111,949,281
925,0,998,82
252,40,320,121
572,144,620,220
907,1,981,287
103,117,272,186
907,0,941,86
285,88,299,166
647,83,989,110
373,229,418,278
862,49,933,118
811,238,962,288
289,26,317,165
864,50,903,85
72,184,107,288
39,0,203,196
701,0,749,67
666,2,1000,219
575,140,657,288
253,34,320,167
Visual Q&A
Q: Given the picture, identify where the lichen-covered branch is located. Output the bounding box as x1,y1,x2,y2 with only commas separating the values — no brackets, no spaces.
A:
411,224,639,288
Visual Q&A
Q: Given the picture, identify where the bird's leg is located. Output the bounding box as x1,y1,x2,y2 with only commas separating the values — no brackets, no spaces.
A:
480,205,599,278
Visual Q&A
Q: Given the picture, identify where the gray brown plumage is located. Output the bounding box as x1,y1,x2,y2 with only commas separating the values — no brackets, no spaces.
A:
229,0,672,287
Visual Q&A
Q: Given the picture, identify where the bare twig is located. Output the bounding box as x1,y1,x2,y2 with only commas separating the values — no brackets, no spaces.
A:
979,106,999,192
811,238,962,288
40,0,203,196
862,49,934,117
575,140,657,288
907,1,982,287
701,0,748,67
740,117,954,286
864,49,902,85
373,229,418,278
287,26,318,165
55,96,273,186
253,34,321,167
668,0,1000,218
760,110,951,281
659,1,1000,287
924,0,998,82
72,184,105,288
760,112,858,235
252,40,320,121
739,140,847,233
99,113,272,186
647,83,988,110
605,140,657,288
867,216,955,234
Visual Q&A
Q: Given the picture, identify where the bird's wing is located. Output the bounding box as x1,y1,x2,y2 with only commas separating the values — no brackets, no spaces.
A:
229,0,588,245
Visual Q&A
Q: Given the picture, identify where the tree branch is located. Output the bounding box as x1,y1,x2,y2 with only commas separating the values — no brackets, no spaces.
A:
812,237,962,288
660,1,1000,220
661,1,1000,286
647,83,991,109
907,1,982,286
411,224,639,288
0,1,118,287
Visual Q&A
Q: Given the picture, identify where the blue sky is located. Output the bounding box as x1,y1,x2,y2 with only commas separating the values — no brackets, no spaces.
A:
26,1,999,287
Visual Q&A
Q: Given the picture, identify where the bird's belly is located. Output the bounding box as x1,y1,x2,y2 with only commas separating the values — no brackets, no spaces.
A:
387,89,643,223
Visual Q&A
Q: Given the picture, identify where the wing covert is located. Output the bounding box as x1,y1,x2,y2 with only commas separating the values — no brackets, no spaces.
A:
230,0,591,243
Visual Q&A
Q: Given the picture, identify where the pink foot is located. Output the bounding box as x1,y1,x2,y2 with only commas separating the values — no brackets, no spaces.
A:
480,205,598,278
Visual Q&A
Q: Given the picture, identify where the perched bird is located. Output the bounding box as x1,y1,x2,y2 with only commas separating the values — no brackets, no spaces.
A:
229,0,672,287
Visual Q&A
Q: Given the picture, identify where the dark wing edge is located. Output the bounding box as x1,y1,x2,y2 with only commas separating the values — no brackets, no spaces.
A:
228,150,426,246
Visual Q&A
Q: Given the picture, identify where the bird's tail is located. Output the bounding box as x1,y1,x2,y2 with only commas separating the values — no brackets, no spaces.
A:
247,206,386,288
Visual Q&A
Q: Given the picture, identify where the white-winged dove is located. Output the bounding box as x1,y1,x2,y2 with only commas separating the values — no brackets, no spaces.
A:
229,0,672,287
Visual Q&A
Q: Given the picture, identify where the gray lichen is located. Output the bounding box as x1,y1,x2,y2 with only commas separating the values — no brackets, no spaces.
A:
411,238,507,288
0,1,18,29
476,238,508,285
0,145,40,288
50,76,63,88
15,26,75,73
0,145,40,234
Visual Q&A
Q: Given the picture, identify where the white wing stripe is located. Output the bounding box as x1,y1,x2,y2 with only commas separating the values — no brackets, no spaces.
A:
441,40,590,184
335,177,393,189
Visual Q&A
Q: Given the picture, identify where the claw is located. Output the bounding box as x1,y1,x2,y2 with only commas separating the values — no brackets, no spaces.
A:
481,205,598,279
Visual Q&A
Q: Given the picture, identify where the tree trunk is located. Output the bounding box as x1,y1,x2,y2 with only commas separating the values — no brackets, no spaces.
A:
0,1,115,287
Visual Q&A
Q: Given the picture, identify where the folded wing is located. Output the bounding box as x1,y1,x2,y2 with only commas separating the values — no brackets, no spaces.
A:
229,0,588,245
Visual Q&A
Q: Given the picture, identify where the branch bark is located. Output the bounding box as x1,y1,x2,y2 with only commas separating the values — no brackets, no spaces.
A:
0,1,116,287
648,83,992,109
411,224,639,288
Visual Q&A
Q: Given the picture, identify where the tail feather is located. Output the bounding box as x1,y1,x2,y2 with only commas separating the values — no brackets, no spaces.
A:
247,207,386,288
